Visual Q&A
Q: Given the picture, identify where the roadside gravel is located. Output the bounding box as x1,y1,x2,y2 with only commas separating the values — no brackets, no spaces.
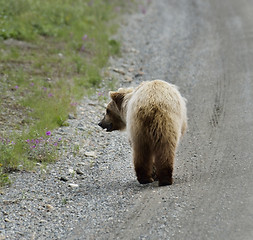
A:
0,2,153,240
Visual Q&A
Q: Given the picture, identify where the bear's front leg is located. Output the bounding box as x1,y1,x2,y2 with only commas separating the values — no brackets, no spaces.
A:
133,142,154,184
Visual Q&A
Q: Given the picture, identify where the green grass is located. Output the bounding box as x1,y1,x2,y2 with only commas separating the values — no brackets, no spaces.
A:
0,0,126,186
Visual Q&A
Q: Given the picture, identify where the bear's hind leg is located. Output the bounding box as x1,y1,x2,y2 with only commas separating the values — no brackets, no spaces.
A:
155,149,175,186
133,141,154,184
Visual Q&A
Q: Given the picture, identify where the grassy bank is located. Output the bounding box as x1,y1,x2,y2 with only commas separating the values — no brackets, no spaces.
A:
0,0,123,186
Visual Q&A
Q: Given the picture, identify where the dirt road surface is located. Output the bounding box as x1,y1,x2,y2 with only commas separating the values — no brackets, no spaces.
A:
71,0,253,239
2,0,252,239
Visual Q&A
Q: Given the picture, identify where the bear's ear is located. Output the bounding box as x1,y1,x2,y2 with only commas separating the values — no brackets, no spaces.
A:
109,91,125,110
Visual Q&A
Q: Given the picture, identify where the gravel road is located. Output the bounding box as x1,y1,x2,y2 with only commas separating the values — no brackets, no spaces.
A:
1,0,253,239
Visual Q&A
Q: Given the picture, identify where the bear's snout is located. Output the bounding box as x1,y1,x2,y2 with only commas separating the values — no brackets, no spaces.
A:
98,121,103,128
98,120,105,129
98,120,113,132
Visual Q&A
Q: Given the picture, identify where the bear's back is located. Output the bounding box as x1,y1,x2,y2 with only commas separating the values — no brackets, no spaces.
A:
129,80,183,116
126,80,186,146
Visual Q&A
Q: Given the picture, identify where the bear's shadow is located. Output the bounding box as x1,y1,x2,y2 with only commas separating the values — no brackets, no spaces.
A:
99,178,157,193
98,174,190,194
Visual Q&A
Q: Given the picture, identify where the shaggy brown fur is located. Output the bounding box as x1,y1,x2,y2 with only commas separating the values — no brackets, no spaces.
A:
98,80,187,186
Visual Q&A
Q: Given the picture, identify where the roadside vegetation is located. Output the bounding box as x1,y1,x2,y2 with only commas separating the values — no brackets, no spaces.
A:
0,0,125,186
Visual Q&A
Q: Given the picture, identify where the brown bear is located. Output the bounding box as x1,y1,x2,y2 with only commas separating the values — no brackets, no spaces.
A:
98,80,187,186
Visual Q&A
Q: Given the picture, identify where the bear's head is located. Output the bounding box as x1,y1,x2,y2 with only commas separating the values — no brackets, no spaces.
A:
98,88,133,132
